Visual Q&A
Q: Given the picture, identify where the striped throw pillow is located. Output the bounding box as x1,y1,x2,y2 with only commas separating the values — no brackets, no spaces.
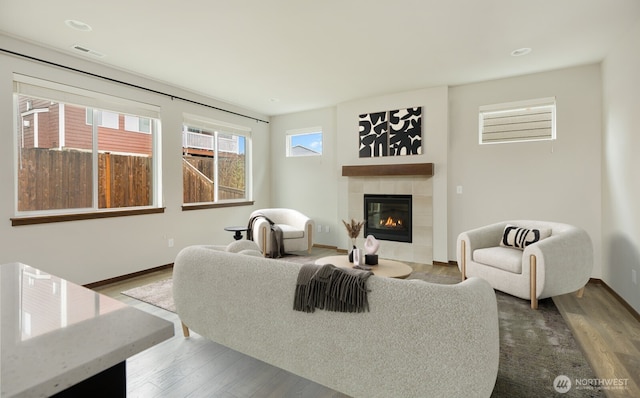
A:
500,225,551,250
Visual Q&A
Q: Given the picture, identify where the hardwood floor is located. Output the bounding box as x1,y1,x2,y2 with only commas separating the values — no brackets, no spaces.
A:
554,283,640,398
94,247,640,398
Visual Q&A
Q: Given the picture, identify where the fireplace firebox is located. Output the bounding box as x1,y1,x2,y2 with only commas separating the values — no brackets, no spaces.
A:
363,194,412,243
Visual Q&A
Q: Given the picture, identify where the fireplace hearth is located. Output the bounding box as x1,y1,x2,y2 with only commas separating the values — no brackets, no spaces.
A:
364,194,412,243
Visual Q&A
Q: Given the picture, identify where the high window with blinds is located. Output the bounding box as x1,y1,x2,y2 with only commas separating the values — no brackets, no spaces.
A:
479,97,556,144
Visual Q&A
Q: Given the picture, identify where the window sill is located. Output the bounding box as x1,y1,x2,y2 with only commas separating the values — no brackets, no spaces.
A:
182,201,254,211
11,207,165,226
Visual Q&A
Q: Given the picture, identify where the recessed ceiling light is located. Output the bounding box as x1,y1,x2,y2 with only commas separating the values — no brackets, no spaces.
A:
511,48,532,57
65,19,92,32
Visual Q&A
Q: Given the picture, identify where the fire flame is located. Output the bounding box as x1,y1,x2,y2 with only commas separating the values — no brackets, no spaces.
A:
380,217,403,228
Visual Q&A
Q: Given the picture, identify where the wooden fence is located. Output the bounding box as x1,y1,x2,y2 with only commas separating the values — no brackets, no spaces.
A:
17,148,152,211
182,156,245,202
99,152,152,208
17,149,245,211
183,158,214,203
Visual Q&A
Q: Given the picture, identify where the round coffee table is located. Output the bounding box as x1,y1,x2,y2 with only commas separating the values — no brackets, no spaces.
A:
314,255,413,279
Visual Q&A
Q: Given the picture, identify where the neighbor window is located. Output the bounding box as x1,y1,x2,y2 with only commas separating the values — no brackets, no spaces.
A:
479,97,556,144
182,115,251,205
86,110,119,129
13,74,162,216
124,115,151,133
286,127,323,157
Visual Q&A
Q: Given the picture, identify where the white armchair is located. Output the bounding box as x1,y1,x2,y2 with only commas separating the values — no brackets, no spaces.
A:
456,220,593,309
248,208,314,257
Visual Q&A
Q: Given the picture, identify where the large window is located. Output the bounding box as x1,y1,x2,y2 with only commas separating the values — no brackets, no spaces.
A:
182,115,251,205
13,74,161,216
479,97,556,145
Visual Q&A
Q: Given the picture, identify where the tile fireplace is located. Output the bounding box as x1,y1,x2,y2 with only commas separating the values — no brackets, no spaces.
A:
343,164,434,263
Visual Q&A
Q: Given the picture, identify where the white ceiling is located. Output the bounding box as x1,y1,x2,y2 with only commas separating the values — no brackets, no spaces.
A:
1,0,639,116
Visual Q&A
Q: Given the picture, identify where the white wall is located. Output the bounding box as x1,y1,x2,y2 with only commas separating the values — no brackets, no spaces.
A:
0,36,271,285
336,87,449,262
449,65,603,277
602,19,640,313
269,107,338,247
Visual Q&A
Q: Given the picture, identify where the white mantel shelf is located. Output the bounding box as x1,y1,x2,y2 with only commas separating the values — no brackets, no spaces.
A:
342,163,434,177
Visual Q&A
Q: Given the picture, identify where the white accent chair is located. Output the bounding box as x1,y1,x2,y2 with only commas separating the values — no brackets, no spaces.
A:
457,220,593,309
249,208,314,256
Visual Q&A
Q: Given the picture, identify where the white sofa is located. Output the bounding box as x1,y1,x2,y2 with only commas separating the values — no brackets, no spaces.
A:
457,220,593,309
173,245,500,398
248,208,314,256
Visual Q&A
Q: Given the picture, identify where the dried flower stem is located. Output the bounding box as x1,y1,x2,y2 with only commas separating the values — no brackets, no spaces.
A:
342,219,365,240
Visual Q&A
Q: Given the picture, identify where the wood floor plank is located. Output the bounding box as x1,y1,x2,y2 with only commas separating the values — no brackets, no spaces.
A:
222,362,282,397
555,285,640,398
155,344,250,396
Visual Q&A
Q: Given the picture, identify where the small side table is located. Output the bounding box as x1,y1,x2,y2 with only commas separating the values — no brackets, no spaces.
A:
224,226,248,240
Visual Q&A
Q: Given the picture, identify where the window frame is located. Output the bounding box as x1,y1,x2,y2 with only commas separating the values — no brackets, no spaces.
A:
285,126,323,157
12,74,163,222
181,114,252,209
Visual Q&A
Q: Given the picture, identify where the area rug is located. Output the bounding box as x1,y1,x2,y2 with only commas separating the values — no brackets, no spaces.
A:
408,272,603,398
122,278,175,312
122,271,603,397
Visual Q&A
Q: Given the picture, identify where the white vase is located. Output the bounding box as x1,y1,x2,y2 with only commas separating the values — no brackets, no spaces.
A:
353,248,363,265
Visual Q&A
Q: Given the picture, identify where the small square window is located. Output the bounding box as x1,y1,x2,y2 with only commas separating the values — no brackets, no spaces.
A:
286,128,322,157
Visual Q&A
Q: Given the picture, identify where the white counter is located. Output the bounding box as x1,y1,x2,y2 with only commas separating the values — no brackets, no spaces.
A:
1,263,174,397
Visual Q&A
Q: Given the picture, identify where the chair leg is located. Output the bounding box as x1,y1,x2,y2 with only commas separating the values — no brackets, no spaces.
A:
576,285,586,298
308,224,313,254
181,322,190,337
460,240,467,281
261,225,267,257
530,255,538,309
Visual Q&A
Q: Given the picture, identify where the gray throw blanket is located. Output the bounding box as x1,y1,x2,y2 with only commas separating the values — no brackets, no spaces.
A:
293,263,373,313
247,214,285,258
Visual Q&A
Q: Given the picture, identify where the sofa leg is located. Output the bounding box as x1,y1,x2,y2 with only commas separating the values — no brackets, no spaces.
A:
181,322,190,338
576,285,586,298
530,255,538,310
308,224,313,254
460,240,467,281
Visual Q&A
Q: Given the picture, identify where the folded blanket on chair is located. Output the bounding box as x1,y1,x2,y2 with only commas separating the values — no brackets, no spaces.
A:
247,213,285,258
293,263,373,313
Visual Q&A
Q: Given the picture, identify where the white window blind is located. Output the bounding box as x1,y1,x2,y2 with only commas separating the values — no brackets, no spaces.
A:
13,74,160,118
479,97,556,144
183,113,252,137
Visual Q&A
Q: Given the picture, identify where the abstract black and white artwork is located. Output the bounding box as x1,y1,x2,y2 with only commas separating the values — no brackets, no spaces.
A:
358,111,388,158
359,107,422,158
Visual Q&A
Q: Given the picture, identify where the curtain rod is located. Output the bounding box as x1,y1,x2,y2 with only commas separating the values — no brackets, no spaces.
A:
1,48,269,124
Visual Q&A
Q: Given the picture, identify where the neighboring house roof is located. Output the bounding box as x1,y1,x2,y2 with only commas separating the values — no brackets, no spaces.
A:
291,145,320,156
